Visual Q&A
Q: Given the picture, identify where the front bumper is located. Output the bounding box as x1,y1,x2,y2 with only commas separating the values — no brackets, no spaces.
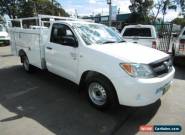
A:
113,67,175,107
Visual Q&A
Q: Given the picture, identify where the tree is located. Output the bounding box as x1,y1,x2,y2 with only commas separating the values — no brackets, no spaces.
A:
172,17,185,26
152,0,175,23
0,0,15,18
174,0,185,14
151,0,185,23
128,0,154,23
0,0,69,18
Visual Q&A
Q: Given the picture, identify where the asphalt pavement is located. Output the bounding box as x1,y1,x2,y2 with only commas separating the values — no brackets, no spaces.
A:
0,46,185,135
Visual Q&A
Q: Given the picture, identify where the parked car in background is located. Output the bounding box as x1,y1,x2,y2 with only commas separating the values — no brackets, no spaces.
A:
172,27,185,58
121,25,159,49
0,24,10,45
10,15,175,110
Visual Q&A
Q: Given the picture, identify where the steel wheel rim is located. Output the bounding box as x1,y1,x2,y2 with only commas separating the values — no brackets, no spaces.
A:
88,82,107,106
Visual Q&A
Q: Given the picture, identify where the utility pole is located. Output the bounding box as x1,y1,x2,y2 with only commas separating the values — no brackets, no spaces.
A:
75,9,78,19
33,2,37,16
118,8,120,15
107,0,112,26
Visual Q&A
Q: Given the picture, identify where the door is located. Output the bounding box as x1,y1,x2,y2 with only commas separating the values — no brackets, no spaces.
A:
45,23,79,82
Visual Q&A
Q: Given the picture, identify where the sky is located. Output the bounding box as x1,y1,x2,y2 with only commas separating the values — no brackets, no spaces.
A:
58,0,181,21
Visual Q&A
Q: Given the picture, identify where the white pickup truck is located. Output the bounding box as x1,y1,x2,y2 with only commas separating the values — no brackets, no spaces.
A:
121,25,159,49
173,27,185,58
9,15,175,110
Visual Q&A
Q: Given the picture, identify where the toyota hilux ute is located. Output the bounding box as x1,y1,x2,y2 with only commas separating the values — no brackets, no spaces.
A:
9,15,175,110
121,25,159,49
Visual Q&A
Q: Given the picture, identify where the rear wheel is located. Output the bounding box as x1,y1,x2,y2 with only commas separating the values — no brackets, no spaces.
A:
21,55,34,72
86,74,118,110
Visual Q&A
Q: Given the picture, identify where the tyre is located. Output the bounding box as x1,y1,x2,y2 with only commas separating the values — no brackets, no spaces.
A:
21,55,34,72
85,74,118,110
172,44,178,66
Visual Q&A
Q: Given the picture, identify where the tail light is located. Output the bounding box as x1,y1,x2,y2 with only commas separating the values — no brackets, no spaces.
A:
152,41,157,49
179,39,185,51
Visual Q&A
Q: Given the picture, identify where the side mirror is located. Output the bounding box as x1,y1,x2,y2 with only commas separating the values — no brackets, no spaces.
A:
62,36,78,47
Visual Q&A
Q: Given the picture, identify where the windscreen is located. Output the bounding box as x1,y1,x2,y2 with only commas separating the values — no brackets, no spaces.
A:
183,30,185,35
74,23,124,45
123,28,152,37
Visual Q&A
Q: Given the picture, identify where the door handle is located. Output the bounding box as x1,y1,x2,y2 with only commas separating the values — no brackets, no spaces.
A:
46,47,52,50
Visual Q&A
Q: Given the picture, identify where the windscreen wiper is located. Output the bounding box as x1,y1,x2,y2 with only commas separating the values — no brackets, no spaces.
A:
102,41,116,44
118,40,126,43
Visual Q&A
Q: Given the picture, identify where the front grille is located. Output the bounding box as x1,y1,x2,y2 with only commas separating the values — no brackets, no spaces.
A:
149,57,172,77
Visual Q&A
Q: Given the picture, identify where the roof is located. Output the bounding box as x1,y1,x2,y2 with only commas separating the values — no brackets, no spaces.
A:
124,24,155,28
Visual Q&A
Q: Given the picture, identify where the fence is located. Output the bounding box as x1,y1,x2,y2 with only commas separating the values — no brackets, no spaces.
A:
109,22,181,53
154,23,174,53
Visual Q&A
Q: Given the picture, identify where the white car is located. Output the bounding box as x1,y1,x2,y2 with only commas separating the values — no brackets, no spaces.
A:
173,27,185,58
9,15,175,110
0,24,10,45
121,25,159,49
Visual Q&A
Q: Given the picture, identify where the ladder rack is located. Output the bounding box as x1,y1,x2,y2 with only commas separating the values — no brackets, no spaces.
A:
11,14,79,28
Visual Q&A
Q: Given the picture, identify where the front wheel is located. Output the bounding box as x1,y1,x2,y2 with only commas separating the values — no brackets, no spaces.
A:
86,74,118,110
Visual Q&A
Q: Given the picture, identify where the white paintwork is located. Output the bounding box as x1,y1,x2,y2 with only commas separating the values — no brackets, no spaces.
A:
173,27,185,56
10,19,175,107
45,42,78,82
9,28,44,68
121,25,159,48
0,24,10,41
89,42,168,64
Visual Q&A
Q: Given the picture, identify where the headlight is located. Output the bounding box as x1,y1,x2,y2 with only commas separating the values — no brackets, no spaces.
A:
120,63,154,78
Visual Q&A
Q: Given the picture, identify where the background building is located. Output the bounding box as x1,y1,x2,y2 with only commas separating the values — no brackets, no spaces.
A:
83,13,131,31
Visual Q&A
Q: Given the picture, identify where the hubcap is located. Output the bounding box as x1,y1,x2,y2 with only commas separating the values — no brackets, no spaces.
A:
23,57,29,71
88,82,107,106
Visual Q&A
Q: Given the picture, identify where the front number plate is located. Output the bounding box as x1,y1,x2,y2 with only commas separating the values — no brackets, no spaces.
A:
156,82,171,95
162,83,171,95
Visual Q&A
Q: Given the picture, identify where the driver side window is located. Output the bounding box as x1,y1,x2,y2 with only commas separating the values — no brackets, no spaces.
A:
50,23,77,47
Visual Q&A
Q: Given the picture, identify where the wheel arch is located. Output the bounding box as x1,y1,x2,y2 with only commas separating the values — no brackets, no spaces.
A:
79,70,119,101
18,49,26,56
18,49,27,63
